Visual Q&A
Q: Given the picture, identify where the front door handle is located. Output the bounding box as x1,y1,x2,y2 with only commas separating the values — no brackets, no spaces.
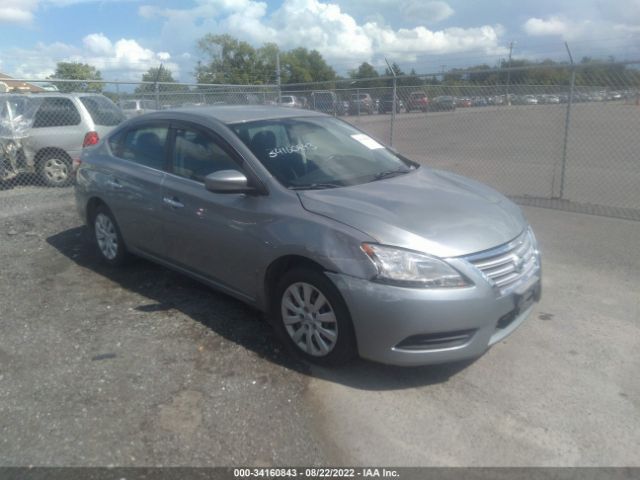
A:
106,179,123,189
163,197,184,209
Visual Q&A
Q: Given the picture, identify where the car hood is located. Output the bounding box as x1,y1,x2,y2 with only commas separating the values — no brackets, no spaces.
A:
297,168,527,258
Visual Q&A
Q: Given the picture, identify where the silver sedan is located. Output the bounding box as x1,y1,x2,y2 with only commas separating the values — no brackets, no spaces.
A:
75,105,541,366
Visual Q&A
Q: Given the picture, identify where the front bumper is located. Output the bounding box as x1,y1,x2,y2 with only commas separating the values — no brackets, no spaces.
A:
327,262,541,366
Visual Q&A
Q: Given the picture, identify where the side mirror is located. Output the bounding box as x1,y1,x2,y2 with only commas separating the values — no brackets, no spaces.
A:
204,170,254,194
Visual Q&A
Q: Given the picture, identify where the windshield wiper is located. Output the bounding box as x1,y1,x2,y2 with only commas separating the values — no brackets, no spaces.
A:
288,183,342,190
372,167,412,181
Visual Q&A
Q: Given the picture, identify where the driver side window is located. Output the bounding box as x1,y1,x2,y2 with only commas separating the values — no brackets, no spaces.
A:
172,128,239,182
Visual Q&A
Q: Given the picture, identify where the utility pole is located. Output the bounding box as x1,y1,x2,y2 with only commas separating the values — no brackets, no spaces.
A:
505,41,514,105
276,52,282,104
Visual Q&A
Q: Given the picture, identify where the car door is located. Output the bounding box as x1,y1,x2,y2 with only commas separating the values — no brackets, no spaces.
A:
160,122,266,300
104,122,169,257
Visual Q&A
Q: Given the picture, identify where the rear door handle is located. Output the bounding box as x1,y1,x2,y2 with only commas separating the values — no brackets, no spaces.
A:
163,197,184,209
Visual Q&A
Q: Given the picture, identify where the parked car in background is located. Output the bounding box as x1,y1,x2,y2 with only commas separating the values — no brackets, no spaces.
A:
406,92,429,112
431,96,456,111
1,93,124,186
120,99,157,118
457,98,472,108
536,95,559,104
378,94,403,113
280,95,305,109
310,91,346,115
522,95,538,105
349,93,375,114
472,97,488,107
76,105,541,367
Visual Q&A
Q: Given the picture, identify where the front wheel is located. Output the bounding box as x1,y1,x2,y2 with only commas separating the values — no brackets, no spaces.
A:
274,268,357,366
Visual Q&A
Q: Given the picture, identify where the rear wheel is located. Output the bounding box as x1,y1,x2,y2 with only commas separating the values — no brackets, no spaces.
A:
92,205,128,266
274,268,357,366
38,152,72,187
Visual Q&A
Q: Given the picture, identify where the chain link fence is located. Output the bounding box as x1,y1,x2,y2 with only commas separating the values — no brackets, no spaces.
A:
2,61,639,220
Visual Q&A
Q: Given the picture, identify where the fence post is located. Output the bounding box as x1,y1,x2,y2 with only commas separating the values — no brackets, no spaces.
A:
154,82,160,110
385,57,397,147
154,63,163,110
505,41,514,105
276,53,282,105
557,42,575,199
357,88,360,116
389,77,397,146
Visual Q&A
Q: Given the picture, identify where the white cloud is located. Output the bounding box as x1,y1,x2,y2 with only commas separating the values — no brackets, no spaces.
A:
523,16,570,37
141,0,505,68
522,13,640,56
400,1,454,24
2,34,182,81
0,0,134,24
0,0,38,23
83,33,113,56
330,0,454,26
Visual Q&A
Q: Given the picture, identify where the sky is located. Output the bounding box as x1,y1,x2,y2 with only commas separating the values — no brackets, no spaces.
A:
1,0,639,83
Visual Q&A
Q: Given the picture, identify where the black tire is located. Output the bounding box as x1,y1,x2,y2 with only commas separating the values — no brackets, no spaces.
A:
37,151,73,187
272,268,357,366
91,205,128,266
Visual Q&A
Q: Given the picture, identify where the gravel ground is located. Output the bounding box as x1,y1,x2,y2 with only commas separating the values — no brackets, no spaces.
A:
1,184,639,467
0,188,333,466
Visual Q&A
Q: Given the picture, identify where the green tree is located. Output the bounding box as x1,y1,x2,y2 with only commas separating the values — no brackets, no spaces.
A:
280,48,336,85
135,66,188,93
195,34,264,84
49,62,102,93
349,62,383,88
194,34,336,86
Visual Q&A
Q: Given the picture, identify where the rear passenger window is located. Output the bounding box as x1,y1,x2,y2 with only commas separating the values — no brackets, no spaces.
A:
112,125,168,170
79,96,125,126
32,98,81,128
172,128,239,182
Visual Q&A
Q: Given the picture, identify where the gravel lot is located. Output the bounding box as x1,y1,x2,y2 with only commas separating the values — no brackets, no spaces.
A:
1,177,639,464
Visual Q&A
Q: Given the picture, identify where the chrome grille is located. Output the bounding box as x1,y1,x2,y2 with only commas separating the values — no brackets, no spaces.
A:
464,229,539,292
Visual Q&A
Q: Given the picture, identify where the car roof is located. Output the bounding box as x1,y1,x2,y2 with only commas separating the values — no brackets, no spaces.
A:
144,105,327,125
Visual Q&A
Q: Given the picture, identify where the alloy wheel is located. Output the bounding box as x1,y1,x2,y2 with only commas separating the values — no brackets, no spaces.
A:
281,282,338,356
94,213,118,260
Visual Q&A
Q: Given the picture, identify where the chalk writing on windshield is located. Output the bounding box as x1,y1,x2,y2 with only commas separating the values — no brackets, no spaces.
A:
268,142,317,158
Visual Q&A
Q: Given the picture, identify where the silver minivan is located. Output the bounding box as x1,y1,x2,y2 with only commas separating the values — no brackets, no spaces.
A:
75,105,541,366
1,93,124,186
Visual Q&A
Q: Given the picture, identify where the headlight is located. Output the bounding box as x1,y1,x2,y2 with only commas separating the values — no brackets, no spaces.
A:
361,243,470,288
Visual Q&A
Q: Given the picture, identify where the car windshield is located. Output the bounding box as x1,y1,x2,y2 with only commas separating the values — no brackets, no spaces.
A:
80,96,125,126
229,116,416,189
